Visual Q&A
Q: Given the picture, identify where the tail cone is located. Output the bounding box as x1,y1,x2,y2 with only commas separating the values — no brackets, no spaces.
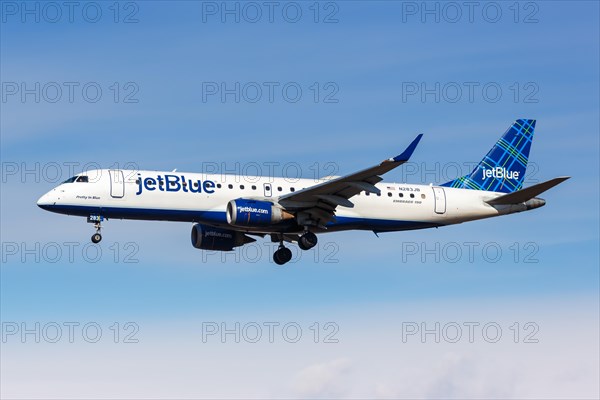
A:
525,197,546,210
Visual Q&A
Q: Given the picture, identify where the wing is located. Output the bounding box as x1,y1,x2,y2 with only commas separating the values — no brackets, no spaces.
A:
278,134,423,228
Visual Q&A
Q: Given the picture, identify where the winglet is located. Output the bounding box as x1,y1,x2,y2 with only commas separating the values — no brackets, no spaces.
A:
392,134,423,162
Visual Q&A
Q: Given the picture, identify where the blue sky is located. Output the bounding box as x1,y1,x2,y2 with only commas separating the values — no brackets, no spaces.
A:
1,1,599,398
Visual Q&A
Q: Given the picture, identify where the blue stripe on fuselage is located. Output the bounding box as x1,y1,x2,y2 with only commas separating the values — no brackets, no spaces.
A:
39,204,442,233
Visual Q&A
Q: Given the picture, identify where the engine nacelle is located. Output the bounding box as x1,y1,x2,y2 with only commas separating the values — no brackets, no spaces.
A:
191,224,254,251
226,199,293,227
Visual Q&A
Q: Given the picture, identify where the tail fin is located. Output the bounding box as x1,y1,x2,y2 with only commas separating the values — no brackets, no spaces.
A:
441,119,535,193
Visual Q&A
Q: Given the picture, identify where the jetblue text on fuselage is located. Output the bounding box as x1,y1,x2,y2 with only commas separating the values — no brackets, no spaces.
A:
136,174,216,195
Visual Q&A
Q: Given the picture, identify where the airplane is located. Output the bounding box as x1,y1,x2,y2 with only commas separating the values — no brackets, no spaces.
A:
37,119,569,265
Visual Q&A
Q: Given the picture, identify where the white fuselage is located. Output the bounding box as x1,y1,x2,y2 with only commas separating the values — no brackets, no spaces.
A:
37,169,528,234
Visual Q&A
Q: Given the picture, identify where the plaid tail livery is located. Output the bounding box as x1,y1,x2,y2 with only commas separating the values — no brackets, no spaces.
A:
441,119,535,193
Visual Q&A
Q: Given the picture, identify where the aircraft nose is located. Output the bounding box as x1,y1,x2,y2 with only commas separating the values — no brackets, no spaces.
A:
37,191,55,210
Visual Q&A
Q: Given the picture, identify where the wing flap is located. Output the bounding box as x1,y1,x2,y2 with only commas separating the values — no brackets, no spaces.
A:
346,181,381,194
315,194,355,208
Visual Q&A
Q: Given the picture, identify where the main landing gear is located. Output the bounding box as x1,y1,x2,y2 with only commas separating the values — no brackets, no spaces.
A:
273,244,292,265
91,220,102,244
272,231,318,266
298,231,318,251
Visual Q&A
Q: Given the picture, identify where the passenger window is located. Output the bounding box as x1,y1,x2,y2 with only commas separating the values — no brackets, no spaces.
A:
217,184,222,189
240,185,245,190
387,192,392,197
399,193,403,198
228,184,233,189
290,187,295,192
252,185,257,190
410,193,415,198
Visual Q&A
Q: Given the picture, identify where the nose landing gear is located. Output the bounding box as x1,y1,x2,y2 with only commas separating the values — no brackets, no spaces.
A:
91,221,102,243
87,215,104,244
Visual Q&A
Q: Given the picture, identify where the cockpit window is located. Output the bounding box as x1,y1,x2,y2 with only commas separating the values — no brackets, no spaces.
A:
62,176,77,184
76,175,89,183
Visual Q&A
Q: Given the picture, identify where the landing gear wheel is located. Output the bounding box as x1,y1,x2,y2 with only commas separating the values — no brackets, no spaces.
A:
273,246,293,265
298,231,318,250
91,233,102,243
91,219,103,244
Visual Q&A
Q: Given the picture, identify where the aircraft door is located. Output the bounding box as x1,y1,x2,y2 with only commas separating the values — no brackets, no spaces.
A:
432,187,446,214
109,170,125,198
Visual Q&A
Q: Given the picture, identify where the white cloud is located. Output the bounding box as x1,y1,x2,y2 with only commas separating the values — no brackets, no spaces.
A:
292,358,353,398
2,282,598,400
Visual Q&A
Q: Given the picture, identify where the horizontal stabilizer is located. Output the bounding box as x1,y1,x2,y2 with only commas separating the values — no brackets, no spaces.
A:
486,177,570,205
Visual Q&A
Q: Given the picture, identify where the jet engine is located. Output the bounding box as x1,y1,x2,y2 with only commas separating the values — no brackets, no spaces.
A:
226,199,293,228
191,224,255,251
